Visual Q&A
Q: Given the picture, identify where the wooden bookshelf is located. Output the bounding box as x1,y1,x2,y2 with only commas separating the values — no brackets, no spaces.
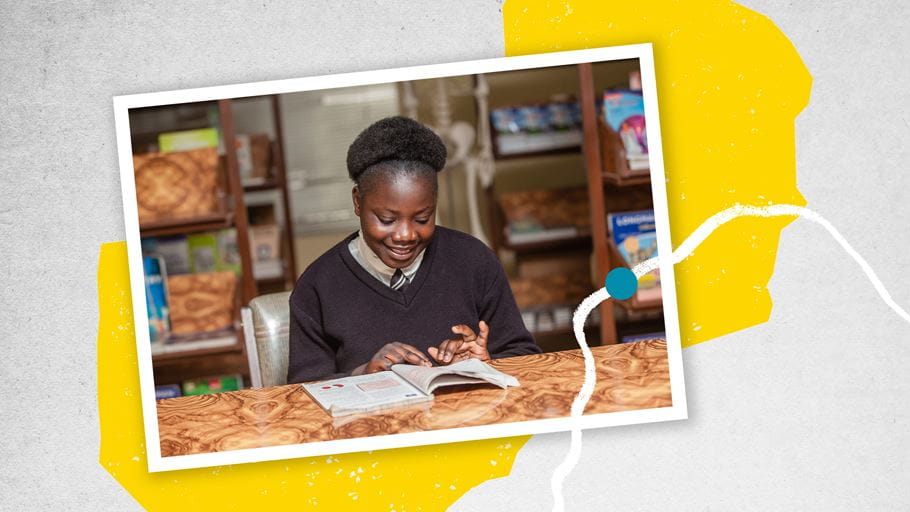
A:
217,99,258,304
492,138,582,161
139,212,235,237
265,94,298,292
152,350,251,387
480,62,662,347
152,339,244,362
602,172,652,188
130,97,278,388
242,177,279,192
236,96,298,294
577,62,661,344
500,232,592,255
482,68,606,347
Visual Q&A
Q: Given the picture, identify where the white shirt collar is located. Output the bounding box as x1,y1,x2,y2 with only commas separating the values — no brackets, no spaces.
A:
348,230,425,287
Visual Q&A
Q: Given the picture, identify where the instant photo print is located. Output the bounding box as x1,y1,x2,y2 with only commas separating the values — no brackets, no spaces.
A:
114,44,687,472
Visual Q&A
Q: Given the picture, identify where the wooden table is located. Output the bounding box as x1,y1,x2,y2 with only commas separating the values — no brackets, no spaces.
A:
157,339,671,457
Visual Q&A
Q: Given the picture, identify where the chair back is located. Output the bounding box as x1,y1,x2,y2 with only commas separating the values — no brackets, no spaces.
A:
242,291,291,388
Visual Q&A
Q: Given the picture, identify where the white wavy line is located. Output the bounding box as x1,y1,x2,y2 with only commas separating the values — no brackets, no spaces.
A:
550,203,910,512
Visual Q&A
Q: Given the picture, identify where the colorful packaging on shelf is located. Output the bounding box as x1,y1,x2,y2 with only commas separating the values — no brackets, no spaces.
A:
155,384,183,400
620,332,666,344
216,228,242,276
143,256,170,343
516,105,549,133
547,102,574,130
158,128,219,153
607,209,660,291
568,102,583,127
187,233,219,273
184,229,240,276
491,107,521,134
142,235,191,275
182,374,243,396
603,90,648,156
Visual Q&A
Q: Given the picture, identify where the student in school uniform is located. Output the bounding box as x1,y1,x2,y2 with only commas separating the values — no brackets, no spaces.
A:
287,116,540,383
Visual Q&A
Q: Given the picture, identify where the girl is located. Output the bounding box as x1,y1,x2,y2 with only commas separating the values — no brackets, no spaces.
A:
287,116,540,383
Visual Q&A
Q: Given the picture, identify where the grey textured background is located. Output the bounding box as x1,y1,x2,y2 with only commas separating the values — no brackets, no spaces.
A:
1,1,908,510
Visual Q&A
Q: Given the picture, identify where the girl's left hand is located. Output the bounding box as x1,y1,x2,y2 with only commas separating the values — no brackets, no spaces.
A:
428,321,491,364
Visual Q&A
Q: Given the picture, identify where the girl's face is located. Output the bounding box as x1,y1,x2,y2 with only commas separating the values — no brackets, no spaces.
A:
353,173,436,269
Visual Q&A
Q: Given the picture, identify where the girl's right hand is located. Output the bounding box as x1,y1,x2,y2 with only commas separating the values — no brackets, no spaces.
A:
353,342,433,375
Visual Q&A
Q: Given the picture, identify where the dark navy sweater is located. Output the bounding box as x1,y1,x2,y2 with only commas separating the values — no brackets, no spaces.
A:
287,226,540,383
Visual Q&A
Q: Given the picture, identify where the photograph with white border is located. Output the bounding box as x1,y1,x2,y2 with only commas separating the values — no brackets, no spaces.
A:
114,44,687,472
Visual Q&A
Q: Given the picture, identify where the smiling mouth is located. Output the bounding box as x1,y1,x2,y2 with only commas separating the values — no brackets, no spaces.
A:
386,245,416,260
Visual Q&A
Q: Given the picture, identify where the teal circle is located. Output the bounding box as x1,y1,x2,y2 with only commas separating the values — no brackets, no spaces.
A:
605,267,637,300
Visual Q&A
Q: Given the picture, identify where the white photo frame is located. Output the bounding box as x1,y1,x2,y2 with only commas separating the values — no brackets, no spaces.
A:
114,43,687,472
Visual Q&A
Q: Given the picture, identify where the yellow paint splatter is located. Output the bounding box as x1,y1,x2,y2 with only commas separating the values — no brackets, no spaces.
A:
97,242,528,510
504,0,811,346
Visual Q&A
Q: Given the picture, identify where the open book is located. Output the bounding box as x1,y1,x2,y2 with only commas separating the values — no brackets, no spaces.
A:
301,358,520,417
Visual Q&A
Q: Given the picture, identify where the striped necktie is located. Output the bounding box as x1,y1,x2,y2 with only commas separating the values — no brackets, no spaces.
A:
390,268,408,291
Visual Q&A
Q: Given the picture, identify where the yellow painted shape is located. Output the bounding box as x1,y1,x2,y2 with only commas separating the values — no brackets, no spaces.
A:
504,0,811,346
97,242,528,510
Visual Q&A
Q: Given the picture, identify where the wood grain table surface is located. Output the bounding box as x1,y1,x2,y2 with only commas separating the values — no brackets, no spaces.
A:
157,339,671,457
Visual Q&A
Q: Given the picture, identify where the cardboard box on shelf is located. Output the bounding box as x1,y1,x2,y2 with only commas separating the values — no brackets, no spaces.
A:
236,133,272,184
250,224,281,262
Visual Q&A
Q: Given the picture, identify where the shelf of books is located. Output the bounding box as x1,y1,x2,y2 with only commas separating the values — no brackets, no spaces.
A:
132,97,297,397
480,64,633,349
237,96,298,294
575,61,664,344
139,211,236,238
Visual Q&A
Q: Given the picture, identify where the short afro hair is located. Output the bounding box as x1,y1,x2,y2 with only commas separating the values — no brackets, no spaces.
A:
346,116,447,182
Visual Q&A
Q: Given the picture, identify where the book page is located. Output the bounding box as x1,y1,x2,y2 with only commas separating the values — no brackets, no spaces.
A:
392,359,520,395
301,372,431,417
